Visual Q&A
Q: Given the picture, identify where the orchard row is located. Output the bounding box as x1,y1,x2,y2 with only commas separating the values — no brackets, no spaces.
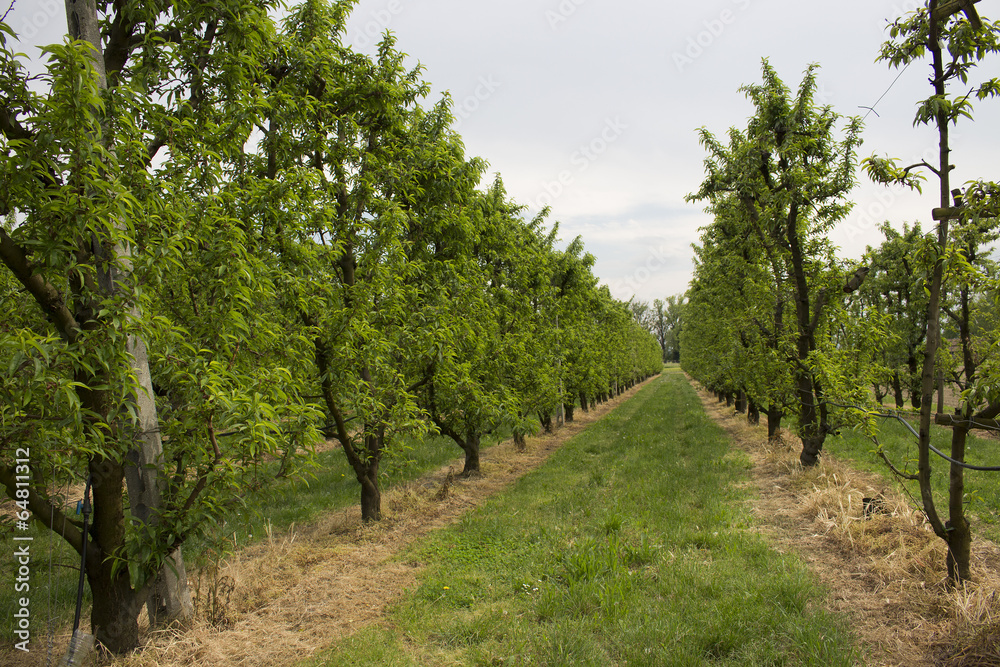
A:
681,6,1000,586
0,0,660,653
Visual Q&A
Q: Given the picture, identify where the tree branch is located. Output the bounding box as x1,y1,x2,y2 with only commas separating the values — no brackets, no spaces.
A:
0,464,100,563
0,229,81,342
0,103,32,142
877,448,920,481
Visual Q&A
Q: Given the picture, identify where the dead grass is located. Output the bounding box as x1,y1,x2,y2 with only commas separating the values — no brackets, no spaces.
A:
691,381,1000,667
100,384,652,667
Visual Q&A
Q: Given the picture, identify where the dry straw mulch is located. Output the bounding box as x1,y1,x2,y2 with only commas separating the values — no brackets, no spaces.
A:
692,381,1000,667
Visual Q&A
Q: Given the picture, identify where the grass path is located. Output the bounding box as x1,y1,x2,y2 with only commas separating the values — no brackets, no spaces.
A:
303,369,859,666
103,367,1000,666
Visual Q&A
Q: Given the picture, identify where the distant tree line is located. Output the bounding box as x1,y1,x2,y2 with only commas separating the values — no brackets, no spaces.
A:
628,295,685,363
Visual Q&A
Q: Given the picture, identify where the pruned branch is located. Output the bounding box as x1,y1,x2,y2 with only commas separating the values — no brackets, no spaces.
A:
932,0,983,29
934,413,1000,431
843,265,870,294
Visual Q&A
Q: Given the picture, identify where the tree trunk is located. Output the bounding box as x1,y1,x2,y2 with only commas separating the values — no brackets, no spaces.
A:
786,199,827,467
359,433,382,523
891,371,905,409
766,407,783,440
936,370,945,415
460,433,481,476
747,399,760,426
873,382,887,407
513,431,527,452
539,412,553,433
914,4,953,581
564,403,575,423
579,392,589,412
946,521,972,583
359,430,383,522
946,421,972,582
85,455,142,653
87,557,143,654
799,433,825,467
735,390,747,414
360,474,380,523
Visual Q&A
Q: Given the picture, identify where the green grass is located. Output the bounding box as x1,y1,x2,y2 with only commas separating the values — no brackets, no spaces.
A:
0,514,91,651
827,416,1000,544
0,431,475,648
302,369,861,666
195,432,467,552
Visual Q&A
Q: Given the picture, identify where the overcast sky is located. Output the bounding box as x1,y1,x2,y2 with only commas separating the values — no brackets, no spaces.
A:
8,1,999,303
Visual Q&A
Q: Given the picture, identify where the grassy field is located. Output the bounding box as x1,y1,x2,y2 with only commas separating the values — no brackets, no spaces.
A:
303,369,861,666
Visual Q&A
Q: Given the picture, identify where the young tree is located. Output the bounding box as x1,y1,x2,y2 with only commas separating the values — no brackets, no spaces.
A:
865,0,1000,582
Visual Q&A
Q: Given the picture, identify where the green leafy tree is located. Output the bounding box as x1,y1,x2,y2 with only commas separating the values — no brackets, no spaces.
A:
260,1,437,523
861,223,931,408
401,121,520,477
864,0,1000,582
688,60,866,465
683,204,797,436
0,0,313,652
655,295,685,363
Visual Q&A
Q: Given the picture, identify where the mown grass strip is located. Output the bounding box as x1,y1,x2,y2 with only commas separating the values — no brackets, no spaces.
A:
303,368,861,666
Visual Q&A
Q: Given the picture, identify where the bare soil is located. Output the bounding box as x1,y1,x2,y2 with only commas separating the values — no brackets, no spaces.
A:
693,382,1000,667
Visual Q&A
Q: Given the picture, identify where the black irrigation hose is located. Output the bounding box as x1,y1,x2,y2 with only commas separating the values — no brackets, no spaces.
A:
72,475,92,634
823,402,1000,472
